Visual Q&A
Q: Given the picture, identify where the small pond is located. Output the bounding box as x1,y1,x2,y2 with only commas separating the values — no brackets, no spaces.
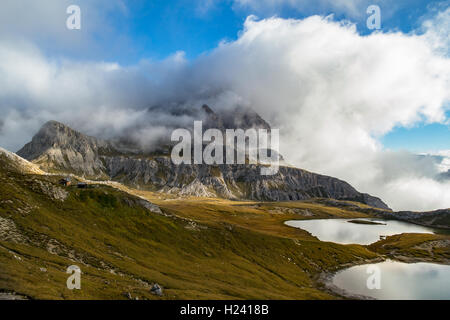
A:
332,260,450,300
285,218,437,245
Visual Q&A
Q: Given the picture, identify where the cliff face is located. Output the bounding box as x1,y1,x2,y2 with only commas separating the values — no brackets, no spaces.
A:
100,154,388,207
438,170,450,181
377,209,450,230
17,120,113,178
17,119,390,210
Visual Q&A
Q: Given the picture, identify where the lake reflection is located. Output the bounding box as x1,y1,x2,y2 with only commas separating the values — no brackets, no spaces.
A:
285,218,435,245
332,260,450,300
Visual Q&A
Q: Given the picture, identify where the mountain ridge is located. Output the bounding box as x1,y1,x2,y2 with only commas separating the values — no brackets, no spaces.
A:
17,118,390,210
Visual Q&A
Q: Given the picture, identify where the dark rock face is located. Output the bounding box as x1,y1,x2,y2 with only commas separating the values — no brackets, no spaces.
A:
377,209,450,230
102,156,389,208
17,118,390,210
438,170,450,181
218,105,271,131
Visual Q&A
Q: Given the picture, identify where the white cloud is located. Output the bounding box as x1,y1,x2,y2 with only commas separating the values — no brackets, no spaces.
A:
185,14,450,210
383,177,450,212
0,39,190,151
0,10,450,211
233,0,405,19
0,0,132,58
422,6,450,55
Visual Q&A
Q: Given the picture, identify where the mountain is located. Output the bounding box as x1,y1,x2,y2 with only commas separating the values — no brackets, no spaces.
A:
17,111,389,210
0,147,447,300
17,120,116,178
377,209,450,230
0,148,385,300
148,104,271,132
438,170,450,181
214,105,271,131
0,147,44,175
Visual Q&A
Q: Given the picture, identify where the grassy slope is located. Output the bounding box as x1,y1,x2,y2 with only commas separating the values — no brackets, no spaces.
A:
0,160,383,300
1,156,448,300
368,233,450,263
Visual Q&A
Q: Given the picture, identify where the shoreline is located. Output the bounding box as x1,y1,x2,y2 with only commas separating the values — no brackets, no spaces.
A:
315,255,450,300
314,257,385,300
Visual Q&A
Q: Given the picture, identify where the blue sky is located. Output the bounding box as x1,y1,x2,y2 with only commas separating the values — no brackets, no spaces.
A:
1,0,449,210
0,0,448,155
81,0,444,63
111,0,447,153
382,120,450,153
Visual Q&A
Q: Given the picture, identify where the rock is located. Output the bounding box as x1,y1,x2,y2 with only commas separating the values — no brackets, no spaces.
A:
137,199,163,214
0,292,28,300
0,217,26,243
123,292,132,300
33,180,68,201
377,208,450,229
150,283,163,296
437,169,450,181
16,114,390,209
218,105,271,131
17,120,112,178
0,147,44,175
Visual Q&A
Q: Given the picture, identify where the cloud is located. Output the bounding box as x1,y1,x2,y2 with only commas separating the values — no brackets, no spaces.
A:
0,8,449,210
0,0,132,58
0,39,196,152
232,0,406,19
195,0,220,16
182,14,450,210
421,6,450,55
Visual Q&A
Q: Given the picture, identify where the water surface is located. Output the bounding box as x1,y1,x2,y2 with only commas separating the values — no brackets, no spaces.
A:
285,218,436,245
332,260,450,300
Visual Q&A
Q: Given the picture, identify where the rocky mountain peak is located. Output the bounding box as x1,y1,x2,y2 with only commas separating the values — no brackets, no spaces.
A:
219,106,271,131
14,109,390,210
16,121,111,178
35,120,80,142
17,121,110,160
38,120,104,147
438,169,450,181
201,104,215,115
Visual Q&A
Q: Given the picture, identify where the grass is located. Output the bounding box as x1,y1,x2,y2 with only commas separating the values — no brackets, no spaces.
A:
0,156,448,300
0,159,382,300
368,233,450,262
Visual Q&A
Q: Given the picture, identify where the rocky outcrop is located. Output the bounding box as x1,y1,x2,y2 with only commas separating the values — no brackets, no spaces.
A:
88,155,388,208
0,292,29,300
32,180,68,201
16,119,390,209
0,217,27,244
0,147,44,175
150,283,163,296
438,170,450,181
377,209,450,229
136,199,163,215
17,120,113,178
216,105,271,131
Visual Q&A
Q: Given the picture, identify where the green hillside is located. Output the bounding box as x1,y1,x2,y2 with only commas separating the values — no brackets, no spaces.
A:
0,153,448,299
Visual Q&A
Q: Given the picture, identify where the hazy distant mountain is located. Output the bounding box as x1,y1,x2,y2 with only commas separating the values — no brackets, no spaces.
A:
438,170,450,181
379,208,450,230
17,107,389,209
148,104,272,132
